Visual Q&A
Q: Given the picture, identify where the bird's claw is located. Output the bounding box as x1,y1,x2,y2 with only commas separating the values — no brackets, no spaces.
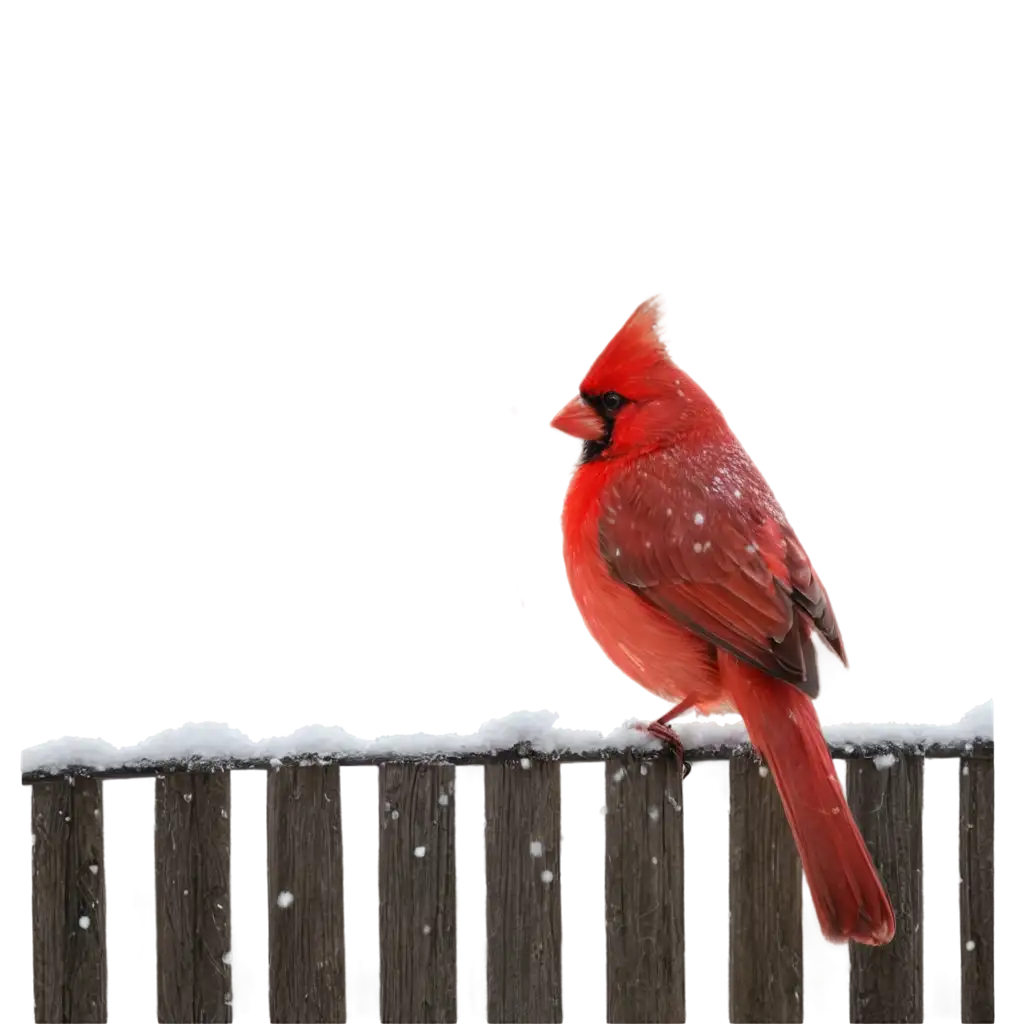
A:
633,720,692,779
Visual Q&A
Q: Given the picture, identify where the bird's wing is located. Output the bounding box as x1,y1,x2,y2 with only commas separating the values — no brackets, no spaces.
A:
598,445,844,694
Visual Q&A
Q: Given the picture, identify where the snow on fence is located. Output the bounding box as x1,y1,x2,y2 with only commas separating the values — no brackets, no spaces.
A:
23,707,994,1024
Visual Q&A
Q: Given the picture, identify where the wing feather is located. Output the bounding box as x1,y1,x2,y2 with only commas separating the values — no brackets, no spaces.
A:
599,443,844,692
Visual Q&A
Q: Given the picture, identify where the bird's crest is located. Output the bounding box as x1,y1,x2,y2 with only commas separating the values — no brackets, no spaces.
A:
581,290,684,401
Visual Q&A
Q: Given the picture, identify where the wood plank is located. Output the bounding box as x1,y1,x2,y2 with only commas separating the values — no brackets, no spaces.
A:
155,772,232,1022
379,763,456,1023
267,765,346,1024
847,755,923,1024
485,757,562,1023
995,737,1019,1024
728,754,802,1024
605,755,685,1024
32,777,107,1023
960,756,994,1023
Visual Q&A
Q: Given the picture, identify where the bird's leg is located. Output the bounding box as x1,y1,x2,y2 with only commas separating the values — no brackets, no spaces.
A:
632,696,698,779
642,721,692,779
656,695,699,727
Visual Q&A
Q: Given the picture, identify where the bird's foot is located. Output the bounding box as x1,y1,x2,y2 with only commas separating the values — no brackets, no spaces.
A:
633,720,692,779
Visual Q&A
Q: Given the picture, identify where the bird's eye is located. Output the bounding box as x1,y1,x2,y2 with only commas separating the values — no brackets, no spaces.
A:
602,391,624,413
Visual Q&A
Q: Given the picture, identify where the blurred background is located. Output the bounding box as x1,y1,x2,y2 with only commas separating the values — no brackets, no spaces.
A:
2,3,1019,1020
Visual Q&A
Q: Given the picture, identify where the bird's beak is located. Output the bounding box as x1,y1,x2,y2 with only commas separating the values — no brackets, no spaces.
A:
550,396,605,440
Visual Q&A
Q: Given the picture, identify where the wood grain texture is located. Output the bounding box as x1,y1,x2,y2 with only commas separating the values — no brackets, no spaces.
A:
959,756,994,1023
267,766,346,1024
379,763,456,1023
995,741,1019,1019
155,772,232,1022
847,756,923,1024
605,755,685,1024
32,778,107,1023
485,758,562,1023
728,754,802,1024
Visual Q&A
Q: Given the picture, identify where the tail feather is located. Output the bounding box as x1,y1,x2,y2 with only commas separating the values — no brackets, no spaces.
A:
724,659,896,946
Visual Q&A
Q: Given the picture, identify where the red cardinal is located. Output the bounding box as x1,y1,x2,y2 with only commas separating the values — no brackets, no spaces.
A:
552,298,895,946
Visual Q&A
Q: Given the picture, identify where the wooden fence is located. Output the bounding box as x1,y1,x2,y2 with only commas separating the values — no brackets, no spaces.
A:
24,735,994,1024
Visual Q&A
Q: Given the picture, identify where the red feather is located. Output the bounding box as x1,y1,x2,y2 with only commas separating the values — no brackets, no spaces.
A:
597,438,846,693
555,298,894,946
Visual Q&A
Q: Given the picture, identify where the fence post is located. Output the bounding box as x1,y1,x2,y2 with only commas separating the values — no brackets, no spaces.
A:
960,756,994,1023
378,762,457,1023
728,753,803,1024
605,754,685,1024
155,771,232,1022
31,777,107,1024
485,757,562,1024
266,765,346,1024
847,755,923,1024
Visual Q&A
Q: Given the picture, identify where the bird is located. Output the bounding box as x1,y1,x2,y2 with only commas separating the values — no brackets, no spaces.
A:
551,297,895,946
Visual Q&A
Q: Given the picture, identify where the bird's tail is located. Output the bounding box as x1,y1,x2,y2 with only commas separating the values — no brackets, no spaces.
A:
723,658,896,945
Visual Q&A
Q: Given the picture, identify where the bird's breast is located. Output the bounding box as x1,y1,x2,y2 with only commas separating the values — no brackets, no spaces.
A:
562,462,721,706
